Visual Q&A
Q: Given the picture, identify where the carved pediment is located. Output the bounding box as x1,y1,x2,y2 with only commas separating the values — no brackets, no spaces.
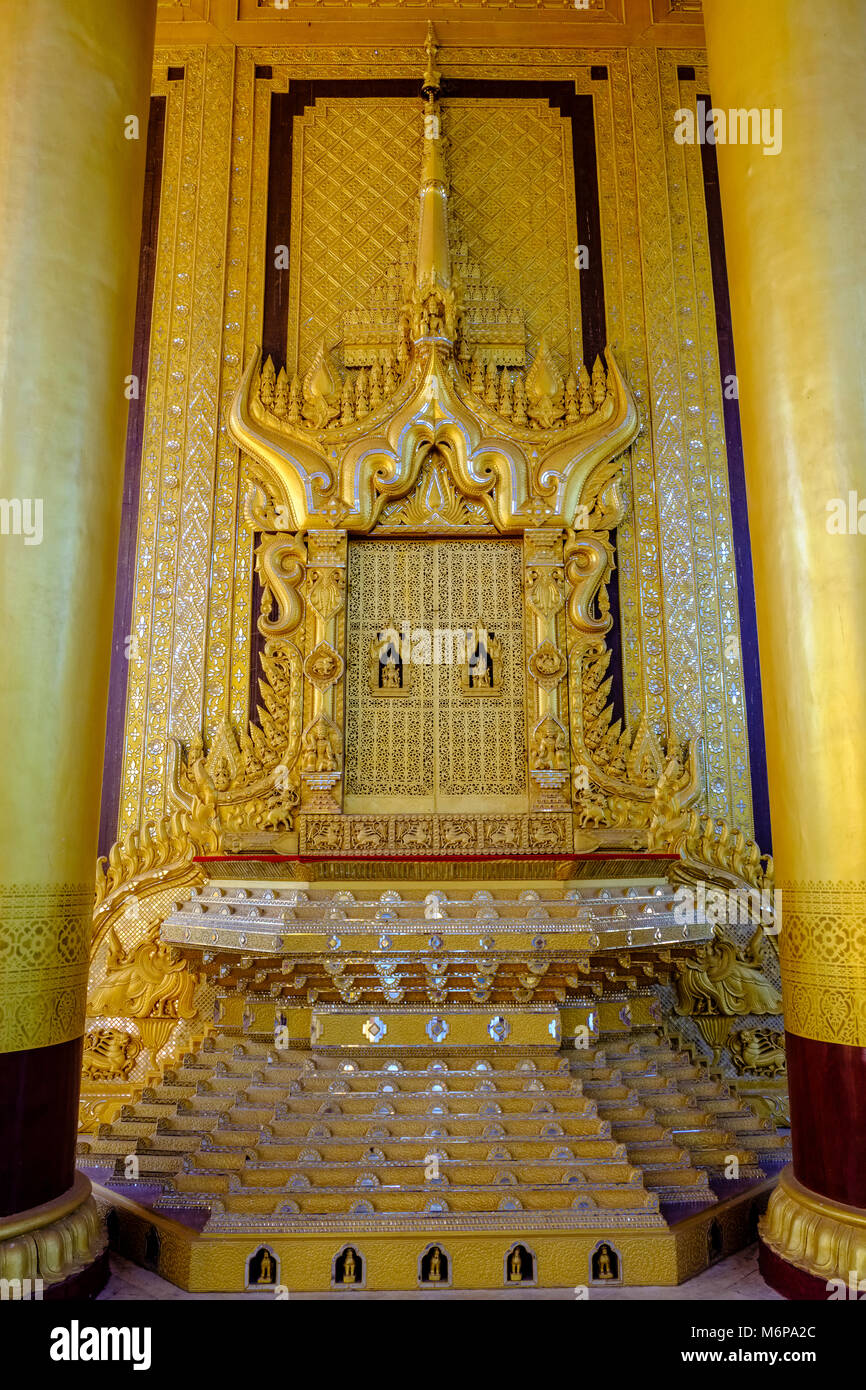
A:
229,340,638,536
227,29,639,537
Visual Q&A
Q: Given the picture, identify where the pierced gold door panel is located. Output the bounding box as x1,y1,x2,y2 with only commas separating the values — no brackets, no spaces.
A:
344,539,527,814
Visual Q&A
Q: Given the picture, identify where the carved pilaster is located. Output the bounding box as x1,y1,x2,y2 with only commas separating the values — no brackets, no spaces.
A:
523,529,570,811
300,530,348,812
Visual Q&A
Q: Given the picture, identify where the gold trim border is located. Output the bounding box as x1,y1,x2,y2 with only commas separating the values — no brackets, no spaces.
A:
778,881,866,1047
0,882,92,1053
760,1166,866,1286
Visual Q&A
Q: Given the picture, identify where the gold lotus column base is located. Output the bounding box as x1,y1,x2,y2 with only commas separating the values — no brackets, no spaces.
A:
760,1167,866,1289
0,1172,106,1294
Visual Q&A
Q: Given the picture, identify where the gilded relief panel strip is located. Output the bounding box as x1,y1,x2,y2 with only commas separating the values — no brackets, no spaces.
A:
579,63,663,736
205,49,255,738
169,47,234,747
120,60,187,837
627,46,702,748
232,67,288,728
120,49,237,836
660,54,752,829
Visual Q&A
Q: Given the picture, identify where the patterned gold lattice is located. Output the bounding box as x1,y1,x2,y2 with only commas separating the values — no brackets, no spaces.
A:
290,100,420,373
344,540,526,807
446,101,580,370
435,540,527,802
289,97,579,377
345,540,435,802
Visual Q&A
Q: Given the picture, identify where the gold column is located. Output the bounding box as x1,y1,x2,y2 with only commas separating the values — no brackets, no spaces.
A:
0,0,157,1288
703,0,866,1292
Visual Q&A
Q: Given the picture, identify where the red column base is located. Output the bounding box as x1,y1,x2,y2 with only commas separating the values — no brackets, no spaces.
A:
759,1239,835,1300
43,1246,110,1301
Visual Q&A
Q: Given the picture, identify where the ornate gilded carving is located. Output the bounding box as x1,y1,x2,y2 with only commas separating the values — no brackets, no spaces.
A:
304,642,343,690
228,60,638,540
376,449,493,533
120,43,754,859
297,812,575,857
300,718,342,775
254,531,306,638
673,924,782,1062
459,629,503,696
81,1026,141,1082
530,717,569,772
90,924,198,1023
569,634,701,837
527,640,567,691
728,1028,787,1078
170,640,304,836
368,626,413,696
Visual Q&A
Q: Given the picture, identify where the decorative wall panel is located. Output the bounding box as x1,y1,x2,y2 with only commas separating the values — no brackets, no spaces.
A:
117,39,758,850
288,97,580,377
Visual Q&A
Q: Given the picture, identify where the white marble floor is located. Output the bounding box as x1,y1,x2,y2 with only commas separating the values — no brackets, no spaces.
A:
97,1244,783,1301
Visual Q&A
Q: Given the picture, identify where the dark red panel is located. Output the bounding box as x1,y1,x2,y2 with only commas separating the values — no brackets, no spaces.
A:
0,1036,84,1216
786,1030,866,1208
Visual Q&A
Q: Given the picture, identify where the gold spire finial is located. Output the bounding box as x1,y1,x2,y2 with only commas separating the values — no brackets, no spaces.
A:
421,21,441,98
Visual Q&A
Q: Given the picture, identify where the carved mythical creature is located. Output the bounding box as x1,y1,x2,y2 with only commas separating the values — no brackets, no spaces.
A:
728,1028,787,1077
485,821,519,849
81,1026,140,1081
307,820,343,851
396,822,432,850
90,925,198,1021
674,924,782,1018
440,819,473,848
527,819,564,850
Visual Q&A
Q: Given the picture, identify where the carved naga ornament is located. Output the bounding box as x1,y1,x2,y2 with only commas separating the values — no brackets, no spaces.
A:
227,27,639,539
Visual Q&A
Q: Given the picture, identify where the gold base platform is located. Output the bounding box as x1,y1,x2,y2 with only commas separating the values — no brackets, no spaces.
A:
95,1176,775,1292
80,869,788,1292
